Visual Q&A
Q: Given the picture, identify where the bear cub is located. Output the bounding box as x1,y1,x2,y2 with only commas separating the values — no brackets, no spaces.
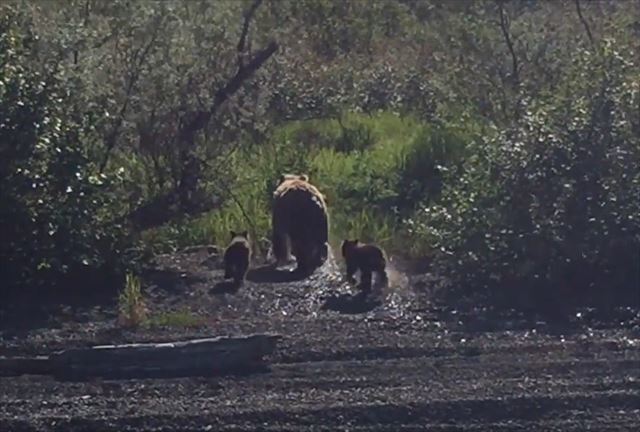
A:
341,239,388,293
223,230,251,286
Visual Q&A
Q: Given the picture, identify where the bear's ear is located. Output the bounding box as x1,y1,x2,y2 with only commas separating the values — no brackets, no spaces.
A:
230,230,237,238
353,239,359,244
279,173,300,184
240,230,248,238
299,174,309,182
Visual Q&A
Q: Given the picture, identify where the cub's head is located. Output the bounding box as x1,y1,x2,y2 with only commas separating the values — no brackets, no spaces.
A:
341,239,359,257
230,230,249,240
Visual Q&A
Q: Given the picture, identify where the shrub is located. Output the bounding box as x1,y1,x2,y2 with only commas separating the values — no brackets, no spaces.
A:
334,118,375,154
395,121,472,214
0,12,123,292
414,44,640,310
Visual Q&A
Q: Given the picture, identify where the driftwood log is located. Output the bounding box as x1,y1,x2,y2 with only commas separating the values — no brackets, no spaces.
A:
0,356,52,376
0,333,281,381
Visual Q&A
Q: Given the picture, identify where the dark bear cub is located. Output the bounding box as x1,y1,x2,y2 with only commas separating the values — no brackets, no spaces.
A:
223,230,251,286
341,239,388,292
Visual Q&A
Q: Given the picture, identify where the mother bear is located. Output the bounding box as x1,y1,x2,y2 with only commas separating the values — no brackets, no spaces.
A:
271,174,329,275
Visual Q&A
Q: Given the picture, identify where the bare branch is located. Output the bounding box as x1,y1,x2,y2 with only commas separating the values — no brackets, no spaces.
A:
122,0,278,231
498,1,519,87
173,40,278,210
237,0,263,68
575,0,595,47
99,14,164,172
180,40,278,142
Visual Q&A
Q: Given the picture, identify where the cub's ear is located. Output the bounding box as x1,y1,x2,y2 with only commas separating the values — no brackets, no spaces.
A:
230,230,237,238
279,174,287,183
353,239,359,244
240,230,248,238
299,174,309,182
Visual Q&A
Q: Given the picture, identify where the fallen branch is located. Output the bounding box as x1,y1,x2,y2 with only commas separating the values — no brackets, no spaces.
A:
0,333,282,381
0,356,51,377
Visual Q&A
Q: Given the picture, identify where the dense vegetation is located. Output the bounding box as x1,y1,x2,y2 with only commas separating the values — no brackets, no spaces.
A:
1,0,638,310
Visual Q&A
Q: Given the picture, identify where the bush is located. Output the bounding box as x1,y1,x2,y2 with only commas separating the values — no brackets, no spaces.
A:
0,13,123,292
414,44,640,310
395,121,472,214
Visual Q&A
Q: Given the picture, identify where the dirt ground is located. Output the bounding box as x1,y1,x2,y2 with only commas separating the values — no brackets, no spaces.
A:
1,247,639,431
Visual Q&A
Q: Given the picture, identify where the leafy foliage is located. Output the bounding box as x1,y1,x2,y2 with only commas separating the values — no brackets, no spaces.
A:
1,0,638,313
0,11,122,290
395,122,473,213
412,44,640,308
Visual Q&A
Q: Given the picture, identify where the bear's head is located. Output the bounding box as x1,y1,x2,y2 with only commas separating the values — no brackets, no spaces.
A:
341,239,359,257
230,230,249,240
279,173,309,184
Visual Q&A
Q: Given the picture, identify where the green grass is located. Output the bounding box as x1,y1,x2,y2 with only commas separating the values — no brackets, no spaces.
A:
117,273,147,328
139,110,470,261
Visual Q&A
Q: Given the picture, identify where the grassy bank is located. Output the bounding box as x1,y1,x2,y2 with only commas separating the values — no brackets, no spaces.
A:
141,111,472,263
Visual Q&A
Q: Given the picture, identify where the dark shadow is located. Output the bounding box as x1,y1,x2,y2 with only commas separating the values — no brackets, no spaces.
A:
55,363,273,382
143,268,208,294
246,264,312,283
320,291,382,314
0,267,121,333
209,280,241,295
199,255,220,270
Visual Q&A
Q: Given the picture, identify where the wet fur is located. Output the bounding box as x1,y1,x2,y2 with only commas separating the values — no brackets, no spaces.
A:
271,174,329,275
223,231,251,285
341,239,388,292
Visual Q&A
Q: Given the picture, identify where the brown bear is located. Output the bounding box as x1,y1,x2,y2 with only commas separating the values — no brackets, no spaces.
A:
271,174,329,275
223,230,251,285
341,239,388,292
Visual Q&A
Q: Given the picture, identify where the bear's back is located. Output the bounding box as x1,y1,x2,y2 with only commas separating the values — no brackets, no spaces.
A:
225,236,250,259
274,178,326,207
355,244,386,267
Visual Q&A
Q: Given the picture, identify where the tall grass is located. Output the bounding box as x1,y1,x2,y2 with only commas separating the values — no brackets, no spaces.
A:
140,111,470,263
117,273,147,328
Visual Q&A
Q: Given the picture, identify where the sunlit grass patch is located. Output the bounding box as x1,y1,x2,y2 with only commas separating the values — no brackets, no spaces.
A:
117,273,147,328
138,110,466,262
